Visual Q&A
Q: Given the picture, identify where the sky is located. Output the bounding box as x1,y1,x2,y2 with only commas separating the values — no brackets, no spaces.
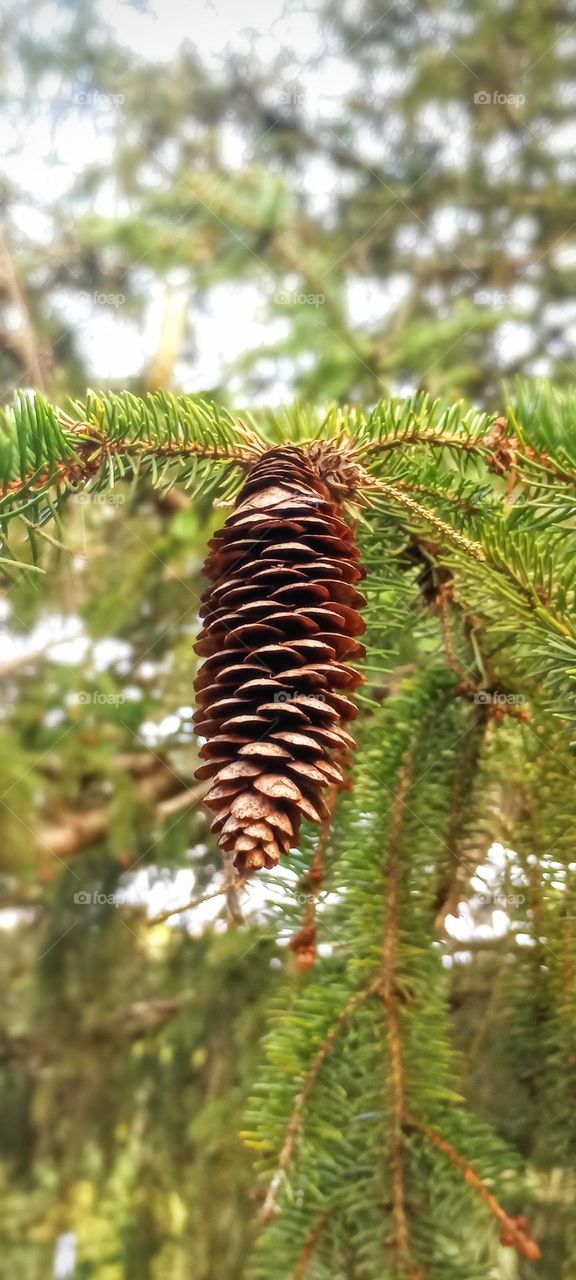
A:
2,0,554,395
6,0,341,395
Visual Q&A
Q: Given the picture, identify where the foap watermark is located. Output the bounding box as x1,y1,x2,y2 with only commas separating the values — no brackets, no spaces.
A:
474,289,513,309
72,691,126,707
477,891,526,909
274,290,325,308
276,87,305,107
74,90,126,108
273,690,326,704
474,691,525,707
79,290,126,308
73,890,122,906
76,491,125,506
473,90,525,108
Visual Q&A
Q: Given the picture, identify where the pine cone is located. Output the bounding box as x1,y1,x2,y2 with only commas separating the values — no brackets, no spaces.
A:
193,445,367,872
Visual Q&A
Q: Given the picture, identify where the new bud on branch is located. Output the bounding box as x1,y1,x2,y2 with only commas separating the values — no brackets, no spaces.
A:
193,444,367,872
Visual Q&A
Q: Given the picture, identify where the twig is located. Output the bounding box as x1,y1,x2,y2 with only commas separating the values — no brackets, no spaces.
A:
357,428,489,461
289,785,338,971
146,876,248,927
0,428,256,509
405,1112,541,1262
288,1212,329,1280
438,588,467,681
370,479,486,563
259,976,381,1223
223,848,245,926
379,756,414,1270
0,225,46,390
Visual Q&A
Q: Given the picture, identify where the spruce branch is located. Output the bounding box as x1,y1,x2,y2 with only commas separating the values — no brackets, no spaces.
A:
258,975,381,1225
379,753,416,1273
405,1113,542,1262
0,391,262,528
368,478,486,562
287,1212,329,1280
289,786,339,972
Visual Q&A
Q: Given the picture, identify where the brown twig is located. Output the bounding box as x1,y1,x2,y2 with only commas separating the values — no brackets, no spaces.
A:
288,1212,329,1280
405,1112,541,1262
356,428,490,461
434,703,491,928
438,587,468,680
146,875,248,927
379,756,415,1271
0,225,46,390
259,976,381,1224
289,785,339,971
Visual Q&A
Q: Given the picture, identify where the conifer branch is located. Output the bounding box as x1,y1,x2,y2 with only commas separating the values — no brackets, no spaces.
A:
288,1212,329,1280
0,392,260,528
357,427,491,460
379,755,415,1271
369,479,486,562
258,976,381,1224
405,1113,542,1262
289,786,339,972
146,875,247,927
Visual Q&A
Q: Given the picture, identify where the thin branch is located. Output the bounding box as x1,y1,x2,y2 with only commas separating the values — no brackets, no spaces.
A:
146,875,248,927
259,976,381,1224
370,479,486,562
289,785,338,971
0,225,46,390
0,436,250,506
222,848,246,926
156,781,207,818
288,1212,329,1280
434,704,491,928
406,1112,541,1262
357,428,490,461
379,755,415,1272
438,587,468,680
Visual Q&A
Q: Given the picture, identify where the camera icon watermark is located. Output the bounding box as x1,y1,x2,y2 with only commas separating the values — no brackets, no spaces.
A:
273,690,326,704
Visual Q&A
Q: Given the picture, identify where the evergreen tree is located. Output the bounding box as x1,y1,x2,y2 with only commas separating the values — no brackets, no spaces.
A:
1,380,576,1276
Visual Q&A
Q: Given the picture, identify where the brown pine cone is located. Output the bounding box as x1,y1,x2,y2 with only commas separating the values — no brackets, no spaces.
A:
193,445,367,872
